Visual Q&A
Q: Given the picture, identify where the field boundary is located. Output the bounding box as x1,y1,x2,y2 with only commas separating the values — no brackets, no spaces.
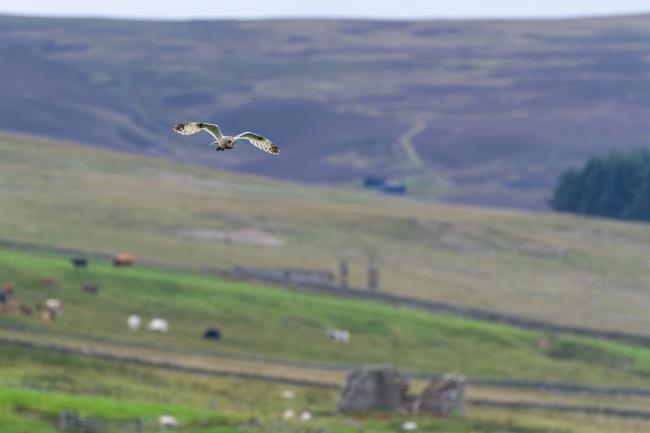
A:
3,335,650,419
0,335,339,389
2,237,650,347
3,320,650,398
468,398,650,418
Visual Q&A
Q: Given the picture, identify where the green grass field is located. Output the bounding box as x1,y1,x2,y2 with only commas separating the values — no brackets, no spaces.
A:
2,132,650,337
2,246,650,386
3,343,650,433
2,243,650,431
4,133,650,432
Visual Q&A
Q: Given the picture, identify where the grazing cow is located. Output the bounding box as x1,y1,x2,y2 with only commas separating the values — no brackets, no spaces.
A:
42,276,58,287
43,298,62,321
1,283,15,296
159,415,179,430
127,315,141,331
148,318,169,333
327,329,350,344
46,299,62,310
0,301,17,314
71,257,88,268
203,327,221,341
113,254,134,267
81,283,99,294
19,304,33,316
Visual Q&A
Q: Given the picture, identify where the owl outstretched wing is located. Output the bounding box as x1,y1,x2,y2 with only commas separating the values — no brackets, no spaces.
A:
235,132,280,155
174,122,223,141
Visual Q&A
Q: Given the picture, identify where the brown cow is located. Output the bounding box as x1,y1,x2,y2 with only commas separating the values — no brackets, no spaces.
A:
1,282,15,296
1,301,17,314
113,254,134,267
19,304,33,316
42,276,58,287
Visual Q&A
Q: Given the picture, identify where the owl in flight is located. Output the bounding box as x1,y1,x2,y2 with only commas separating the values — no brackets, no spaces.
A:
173,122,279,155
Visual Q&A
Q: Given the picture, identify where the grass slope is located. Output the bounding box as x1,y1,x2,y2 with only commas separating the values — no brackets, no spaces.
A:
2,247,650,387
1,331,650,432
2,133,650,337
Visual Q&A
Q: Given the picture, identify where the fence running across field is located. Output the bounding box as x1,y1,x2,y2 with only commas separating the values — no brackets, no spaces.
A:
4,318,650,398
4,239,650,418
3,334,650,420
58,410,155,433
3,237,650,348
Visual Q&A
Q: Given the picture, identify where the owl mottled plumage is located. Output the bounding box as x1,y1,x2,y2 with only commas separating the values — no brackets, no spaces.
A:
173,122,279,155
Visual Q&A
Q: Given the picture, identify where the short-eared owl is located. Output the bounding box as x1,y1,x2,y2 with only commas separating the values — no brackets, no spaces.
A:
173,122,279,155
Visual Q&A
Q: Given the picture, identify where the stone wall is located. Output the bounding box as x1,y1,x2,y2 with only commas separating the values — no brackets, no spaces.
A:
338,368,411,412
339,368,465,416
417,374,466,416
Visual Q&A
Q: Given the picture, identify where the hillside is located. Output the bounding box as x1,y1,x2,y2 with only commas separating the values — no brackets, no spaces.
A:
2,246,650,432
3,14,650,208
3,132,650,337
5,246,650,384
4,347,650,433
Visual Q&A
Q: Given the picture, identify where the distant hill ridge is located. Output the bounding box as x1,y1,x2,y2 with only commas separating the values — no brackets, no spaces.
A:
2,14,650,208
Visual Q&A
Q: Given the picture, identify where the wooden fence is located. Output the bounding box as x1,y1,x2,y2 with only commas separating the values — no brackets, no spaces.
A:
58,410,148,433
2,236,650,347
2,337,650,420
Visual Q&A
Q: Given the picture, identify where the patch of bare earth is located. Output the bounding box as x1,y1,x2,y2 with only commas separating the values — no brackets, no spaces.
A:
177,228,285,247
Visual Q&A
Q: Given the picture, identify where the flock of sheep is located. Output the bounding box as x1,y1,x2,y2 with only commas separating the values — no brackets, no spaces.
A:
280,389,312,423
0,256,361,431
277,388,417,431
126,314,169,333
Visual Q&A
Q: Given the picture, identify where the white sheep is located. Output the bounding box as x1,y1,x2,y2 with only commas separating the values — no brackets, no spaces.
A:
127,315,141,331
148,318,169,333
45,298,62,310
300,411,312,421
159,414,179,429
281,390,296,399
44,298,63,320
401,421,417,431
282,409,295,420
327,329,350,344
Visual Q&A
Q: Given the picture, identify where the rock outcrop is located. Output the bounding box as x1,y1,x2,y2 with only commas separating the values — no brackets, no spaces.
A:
339,368,465,416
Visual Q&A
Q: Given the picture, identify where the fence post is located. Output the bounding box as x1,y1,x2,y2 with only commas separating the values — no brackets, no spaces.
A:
368,263,378,292
339,259,348,289
58,410,68,430
84,416,94,433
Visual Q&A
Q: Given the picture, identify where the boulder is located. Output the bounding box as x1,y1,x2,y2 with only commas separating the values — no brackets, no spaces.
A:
417,374,466,416
338,367,412,413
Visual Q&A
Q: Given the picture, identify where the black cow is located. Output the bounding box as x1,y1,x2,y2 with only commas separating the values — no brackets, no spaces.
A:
82,283,99,294
203,328,221,341
71,257,88,268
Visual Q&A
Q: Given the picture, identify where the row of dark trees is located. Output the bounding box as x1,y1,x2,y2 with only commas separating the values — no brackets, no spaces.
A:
551,150,650,221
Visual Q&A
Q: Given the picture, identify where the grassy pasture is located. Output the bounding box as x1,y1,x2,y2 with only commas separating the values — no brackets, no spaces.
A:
2,132,650,337
2,345,650,433
1,247,650,386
